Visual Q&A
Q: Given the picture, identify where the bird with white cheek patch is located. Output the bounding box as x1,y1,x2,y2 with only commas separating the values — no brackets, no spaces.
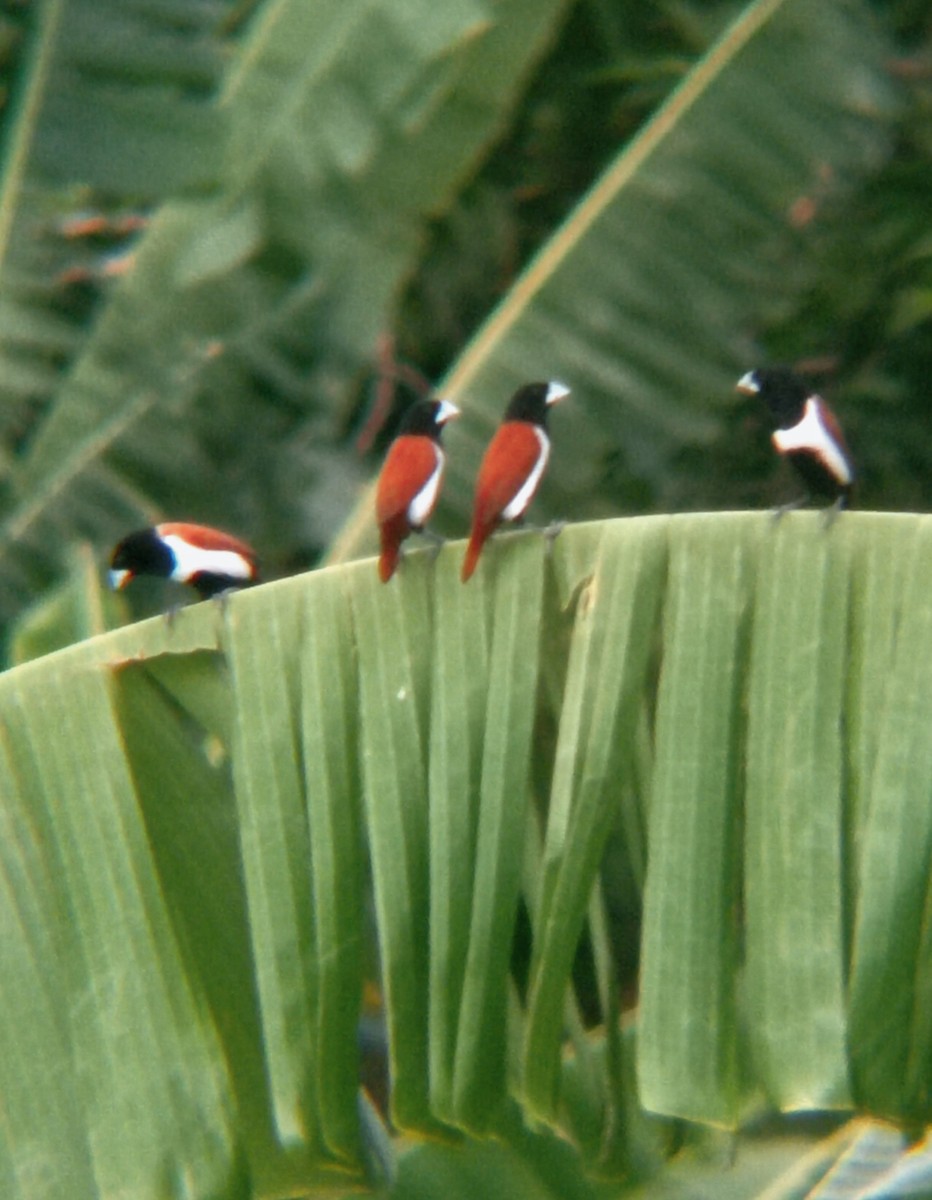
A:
461,380,569,582
109,523,259,600
737,366,854,517
375,397,459,582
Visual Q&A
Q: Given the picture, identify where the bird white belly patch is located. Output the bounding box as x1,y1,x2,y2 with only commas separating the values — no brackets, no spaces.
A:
407,450,443,528
772,398,852,485
162,535,253,582
502,428,550,520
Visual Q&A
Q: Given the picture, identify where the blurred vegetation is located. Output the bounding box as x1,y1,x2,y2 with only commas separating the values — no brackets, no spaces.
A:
393,0,932,518
0,0,930,642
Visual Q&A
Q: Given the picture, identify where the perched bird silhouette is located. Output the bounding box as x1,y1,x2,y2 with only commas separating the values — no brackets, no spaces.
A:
462,380,569,582
375,397,459,581
737,366,854,513
109,523,259,599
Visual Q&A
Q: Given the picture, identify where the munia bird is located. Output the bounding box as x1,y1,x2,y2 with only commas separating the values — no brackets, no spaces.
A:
461,380,569,582
737,366,854,512
109,523,259,599
375,397,459,581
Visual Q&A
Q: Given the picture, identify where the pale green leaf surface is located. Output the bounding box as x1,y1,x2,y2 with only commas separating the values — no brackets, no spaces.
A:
524,519,667,1121
298,570,366,1162
452,536,545,1131
428,558,490,1119
0,658,244,1198
638,515,760,1126
847,521,932,1118
141,649,235,748
225,581,327,1156
582,894,638,1177
0,721,99,1198
112,661,276,1172
744,515,852,1111
350,556,437,1133
844,515,923,877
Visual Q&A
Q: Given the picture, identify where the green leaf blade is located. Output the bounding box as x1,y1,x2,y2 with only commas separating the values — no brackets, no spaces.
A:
523,519,667,1121
0,660,244,1198
452,535,546,1131
848,522,932,1118
638,514,759,1126
350,557,437,1133
225,583,331,1162
299,571,367,1162
744,515,852,1112
427,555,490,1119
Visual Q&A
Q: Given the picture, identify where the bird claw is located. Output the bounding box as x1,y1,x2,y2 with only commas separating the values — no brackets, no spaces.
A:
420,528,446,562
543,519,566,553
769,495,845,530
770,496,808,523
212,588,236,614
821,497,846,530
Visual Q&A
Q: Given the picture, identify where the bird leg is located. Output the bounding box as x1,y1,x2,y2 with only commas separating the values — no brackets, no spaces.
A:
418,528,446,561
509,517,566,555
212,587,238,615
770,495,809,523
821,496,847,530
541,519,566,557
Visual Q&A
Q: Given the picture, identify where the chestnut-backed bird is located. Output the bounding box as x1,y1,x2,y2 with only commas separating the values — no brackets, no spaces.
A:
109,523,259,599
461,380,569,582
737,366,854,512
376,397,459,581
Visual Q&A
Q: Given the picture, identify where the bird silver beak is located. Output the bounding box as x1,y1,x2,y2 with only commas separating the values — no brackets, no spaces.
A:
109,568,132,591
436,399,460,424
545,381,571,405
736,371,760,395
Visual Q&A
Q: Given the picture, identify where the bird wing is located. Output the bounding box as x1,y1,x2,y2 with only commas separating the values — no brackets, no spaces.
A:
472,422,547,529
815,399,855,470
376,436,441,524
157,522,258,567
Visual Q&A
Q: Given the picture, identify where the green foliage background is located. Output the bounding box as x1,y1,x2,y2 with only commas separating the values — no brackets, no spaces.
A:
0,0,929,635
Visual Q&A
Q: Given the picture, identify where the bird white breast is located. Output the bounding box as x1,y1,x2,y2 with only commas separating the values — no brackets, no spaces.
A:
772,398,853,485
407,448,444,528
502,427,550,521
161,534,254,583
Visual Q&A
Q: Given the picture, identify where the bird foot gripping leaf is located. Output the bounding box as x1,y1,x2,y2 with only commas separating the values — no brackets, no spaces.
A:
770,496,809,523
419,528,447,562
821,495,847,529
542,518,566,548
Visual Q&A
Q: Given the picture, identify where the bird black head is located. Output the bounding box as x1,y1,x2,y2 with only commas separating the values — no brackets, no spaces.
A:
397,398,459,440
109,527,174,589
504,380,570,426
737,366,810,426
